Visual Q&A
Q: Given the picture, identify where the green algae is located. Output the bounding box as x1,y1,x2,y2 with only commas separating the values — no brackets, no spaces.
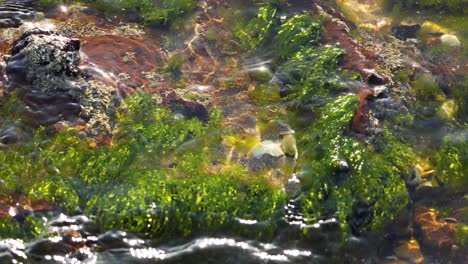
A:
0,93,285,240
298,95,413,233
436,134,468,193
236,4,414,234
86,168,285,240
384,0,468,14
276,46,348,104
457,223,468,247
453,78,468,124
273,14,322,61
0,218,21,239
38,0,196,26
235,5,348,104
233,4,278,52
411,73,444,102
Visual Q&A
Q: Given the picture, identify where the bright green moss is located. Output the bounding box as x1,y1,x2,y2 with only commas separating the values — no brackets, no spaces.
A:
436,134,468,193
28,177,81,214
299,95,412,233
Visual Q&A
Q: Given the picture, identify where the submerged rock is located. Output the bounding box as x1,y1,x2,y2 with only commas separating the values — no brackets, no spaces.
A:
440,34,461,47
284,174,301,198
393,239,424,264
413,207,457,250
392,24,421,41
7,27,81,92
5,25,119,135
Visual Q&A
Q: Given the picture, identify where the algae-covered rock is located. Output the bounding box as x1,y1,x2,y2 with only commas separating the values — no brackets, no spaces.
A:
5,24,119,135
7,26,81,94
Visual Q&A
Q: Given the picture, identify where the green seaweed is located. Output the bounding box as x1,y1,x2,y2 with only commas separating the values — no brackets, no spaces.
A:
86,167,285,240
299,95,413,233
38,0,196,26
384,0,468,14
452,78,468,124
276,46,348,103
411,73,444,102
273,14,322,61
456,223,468,247
233,4,278,51
0,93,285,240
436,133,468,193
0,218,21,239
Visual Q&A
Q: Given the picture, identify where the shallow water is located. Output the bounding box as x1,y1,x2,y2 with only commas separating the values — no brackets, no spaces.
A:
0,0,466,263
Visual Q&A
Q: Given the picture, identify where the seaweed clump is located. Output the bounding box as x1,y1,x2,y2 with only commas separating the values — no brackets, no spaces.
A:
436,133,468,193
299,95,414,234
0,93,286,240
234,4,415,236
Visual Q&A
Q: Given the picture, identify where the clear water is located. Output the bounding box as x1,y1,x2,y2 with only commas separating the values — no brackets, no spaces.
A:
0,0,466,263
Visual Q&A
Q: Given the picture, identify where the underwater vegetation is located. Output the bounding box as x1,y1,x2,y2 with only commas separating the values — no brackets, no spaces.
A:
38,0,196,25
0,93,286,240
235,4,415,236
298,95,413,234
436,133,468,193
384,0,468,14
0,3,465,261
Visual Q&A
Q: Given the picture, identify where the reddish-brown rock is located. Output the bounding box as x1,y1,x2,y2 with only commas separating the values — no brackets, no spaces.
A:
413,207,457,250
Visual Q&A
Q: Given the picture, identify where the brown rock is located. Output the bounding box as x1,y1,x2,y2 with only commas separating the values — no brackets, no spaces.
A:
80,35,161,92
413,207,457,250
393,208,413,239
394,239,425,264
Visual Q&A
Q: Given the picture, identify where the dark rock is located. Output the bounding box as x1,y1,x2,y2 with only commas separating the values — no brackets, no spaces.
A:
349,204,373,236
63,39,80,52
392,24,421,41
162,91,209,122
413,207,457,251
7,27,81,94
0,251,13,263
27,238,76,256
363,69,388,86
5,26,119,134
370,97,402,121
96,230,134,250
392,208,413,239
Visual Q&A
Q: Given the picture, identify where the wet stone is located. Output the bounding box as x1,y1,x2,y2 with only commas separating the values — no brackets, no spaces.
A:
26,238,76,256
413,207,457,251
5,25,119,135
393,239,424,264
392,24,421,41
